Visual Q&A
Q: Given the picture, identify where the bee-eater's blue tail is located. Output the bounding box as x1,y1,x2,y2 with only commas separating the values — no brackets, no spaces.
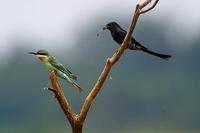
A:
65,76,83,93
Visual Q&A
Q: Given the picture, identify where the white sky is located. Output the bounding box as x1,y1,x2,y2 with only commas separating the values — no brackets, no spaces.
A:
0,0,199,62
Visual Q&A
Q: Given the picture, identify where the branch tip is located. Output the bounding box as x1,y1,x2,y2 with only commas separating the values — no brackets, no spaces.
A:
140,0,159,14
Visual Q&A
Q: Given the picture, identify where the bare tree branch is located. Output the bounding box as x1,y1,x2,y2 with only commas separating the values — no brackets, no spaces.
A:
78,4,141,123
78,59,112,122
47,0,160,132
78,0,156,123
49,72,75,125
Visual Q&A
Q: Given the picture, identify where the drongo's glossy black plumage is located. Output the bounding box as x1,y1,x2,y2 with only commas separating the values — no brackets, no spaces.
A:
103,22,171,60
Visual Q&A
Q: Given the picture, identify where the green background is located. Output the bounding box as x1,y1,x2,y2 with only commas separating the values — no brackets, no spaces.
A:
0,14,200,132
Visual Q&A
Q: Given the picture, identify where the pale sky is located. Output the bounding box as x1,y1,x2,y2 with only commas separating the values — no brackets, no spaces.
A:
0,0,199,62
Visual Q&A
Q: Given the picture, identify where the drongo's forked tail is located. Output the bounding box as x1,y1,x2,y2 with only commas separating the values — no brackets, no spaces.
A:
129,39,172,60
141,48,171,60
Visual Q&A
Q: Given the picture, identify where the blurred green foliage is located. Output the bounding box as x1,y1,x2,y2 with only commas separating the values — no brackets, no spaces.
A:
0,18,200,133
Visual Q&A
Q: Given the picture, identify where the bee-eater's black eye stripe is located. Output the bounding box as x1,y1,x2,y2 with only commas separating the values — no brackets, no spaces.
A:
37,53,48,55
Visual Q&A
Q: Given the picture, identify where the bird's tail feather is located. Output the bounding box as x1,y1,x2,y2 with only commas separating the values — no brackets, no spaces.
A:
66,76,83,93
142,48,171,60
71,80,83,93
130,39,171,60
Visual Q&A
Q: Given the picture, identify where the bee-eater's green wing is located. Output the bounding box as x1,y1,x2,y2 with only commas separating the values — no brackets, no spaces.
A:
50,57,77,80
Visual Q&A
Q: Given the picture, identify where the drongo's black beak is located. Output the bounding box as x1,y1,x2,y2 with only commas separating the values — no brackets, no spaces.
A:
97,26,107,36
102,26,107,30
28,52,37,55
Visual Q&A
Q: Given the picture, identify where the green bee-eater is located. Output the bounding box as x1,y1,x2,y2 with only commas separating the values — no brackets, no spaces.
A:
29,49,83,92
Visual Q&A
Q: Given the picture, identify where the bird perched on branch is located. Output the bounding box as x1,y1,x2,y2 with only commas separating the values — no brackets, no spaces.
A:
29,49,83,92
103,22,171,60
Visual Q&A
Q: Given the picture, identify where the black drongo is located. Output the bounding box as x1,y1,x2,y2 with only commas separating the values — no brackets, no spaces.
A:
103,22,171,60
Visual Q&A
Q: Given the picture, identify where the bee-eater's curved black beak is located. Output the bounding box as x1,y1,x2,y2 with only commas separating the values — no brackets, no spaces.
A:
28,52,37,55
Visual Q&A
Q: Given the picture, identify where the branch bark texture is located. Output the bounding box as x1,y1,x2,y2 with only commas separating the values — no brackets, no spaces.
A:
48,0,159,133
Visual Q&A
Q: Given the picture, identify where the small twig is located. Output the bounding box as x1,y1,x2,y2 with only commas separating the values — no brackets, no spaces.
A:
140,0,159,14
44,87,58,99
45,87,56,93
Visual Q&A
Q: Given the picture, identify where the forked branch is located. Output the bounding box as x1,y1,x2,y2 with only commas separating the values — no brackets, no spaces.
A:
48,0,159,132
78,0,159,123
140,0,159,14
